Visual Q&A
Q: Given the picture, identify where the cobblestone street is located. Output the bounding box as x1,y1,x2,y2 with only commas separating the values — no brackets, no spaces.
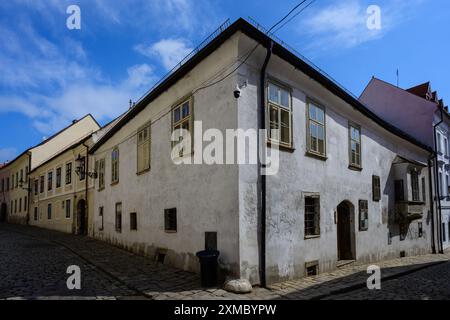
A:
1,223,449,300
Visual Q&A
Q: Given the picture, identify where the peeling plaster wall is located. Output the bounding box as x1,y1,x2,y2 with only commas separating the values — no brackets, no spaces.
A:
237,35,433,284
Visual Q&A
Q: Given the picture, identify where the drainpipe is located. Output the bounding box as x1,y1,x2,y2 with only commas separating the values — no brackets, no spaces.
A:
83,142,89,236
428,158,436,254
258,40,273,288
433,106,444,254
26,152,31,225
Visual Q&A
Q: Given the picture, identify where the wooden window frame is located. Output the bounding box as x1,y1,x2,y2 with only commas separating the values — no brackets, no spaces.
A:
47,171,53,191
98,158,105,190
66,162,72,185
349,122,362,169
56,167,62,188
171,97,194,158
306,99,326,158
359,200,369,231
111,148,120,185
411,170,420,202
372,175,381,202
304,195,320,238
137,123,151,174
266,80,293,148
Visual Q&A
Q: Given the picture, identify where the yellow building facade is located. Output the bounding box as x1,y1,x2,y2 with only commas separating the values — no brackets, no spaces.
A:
29,137,97,235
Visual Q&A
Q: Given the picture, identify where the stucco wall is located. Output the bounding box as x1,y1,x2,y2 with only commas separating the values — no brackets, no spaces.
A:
92,33,242,277
237,36,433,284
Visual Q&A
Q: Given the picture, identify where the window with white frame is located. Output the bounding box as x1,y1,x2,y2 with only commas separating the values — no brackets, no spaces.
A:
444,137,449,156
267,82,292,147
137,124,151,173
437,132,442,153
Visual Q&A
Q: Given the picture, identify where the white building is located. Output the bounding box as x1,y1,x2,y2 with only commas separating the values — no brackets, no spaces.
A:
89,19,435,285
361,79,449,252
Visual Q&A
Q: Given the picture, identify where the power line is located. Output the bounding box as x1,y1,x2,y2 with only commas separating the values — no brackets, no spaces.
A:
267,0,308,33
193,0,316,95
272,0,317,34
98,2,319,154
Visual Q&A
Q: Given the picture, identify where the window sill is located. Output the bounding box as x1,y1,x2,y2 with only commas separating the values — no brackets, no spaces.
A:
111,181,119,187
348,164,363,172
165,230,177,234
98,187,105,192
305,235,320,240
137,168,151,176
267,142,295,153
305,151,327,161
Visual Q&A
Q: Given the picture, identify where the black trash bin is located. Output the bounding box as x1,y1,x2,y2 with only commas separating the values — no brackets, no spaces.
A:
196,250,220,287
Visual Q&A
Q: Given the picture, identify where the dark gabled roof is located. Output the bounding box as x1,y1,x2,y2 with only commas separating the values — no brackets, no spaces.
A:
407,82,431,98
90,18,433,154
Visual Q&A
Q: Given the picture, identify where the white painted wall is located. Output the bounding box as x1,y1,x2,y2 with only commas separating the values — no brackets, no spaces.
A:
237,36,433,284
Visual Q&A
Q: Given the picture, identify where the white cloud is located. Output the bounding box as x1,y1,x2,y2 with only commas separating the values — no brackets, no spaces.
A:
135,39,193,71
0,148,17,164
298,0,426,54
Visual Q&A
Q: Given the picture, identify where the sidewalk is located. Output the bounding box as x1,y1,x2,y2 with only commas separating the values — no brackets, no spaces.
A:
4,223,449,300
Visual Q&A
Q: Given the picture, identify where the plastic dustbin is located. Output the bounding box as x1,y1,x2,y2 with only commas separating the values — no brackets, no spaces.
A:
196,250,220,287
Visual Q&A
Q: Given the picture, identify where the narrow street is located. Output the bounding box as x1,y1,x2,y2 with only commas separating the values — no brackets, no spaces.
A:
1,223,449,300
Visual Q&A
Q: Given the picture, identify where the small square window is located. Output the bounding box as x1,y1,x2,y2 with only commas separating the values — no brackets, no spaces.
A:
305,261,319,277
164,208,177,232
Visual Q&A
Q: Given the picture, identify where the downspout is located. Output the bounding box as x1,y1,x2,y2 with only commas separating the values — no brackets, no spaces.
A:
26,152,31,225
428,157,436,254
433,106,444,254
258,40,273,288
83,142,89,236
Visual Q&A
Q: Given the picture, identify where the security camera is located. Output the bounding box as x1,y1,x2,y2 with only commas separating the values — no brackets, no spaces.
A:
234,85,241,99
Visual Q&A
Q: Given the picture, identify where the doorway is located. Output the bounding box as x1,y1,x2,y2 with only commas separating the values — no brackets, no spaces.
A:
77,199,86,235
337,201,356,261
0,203,7,222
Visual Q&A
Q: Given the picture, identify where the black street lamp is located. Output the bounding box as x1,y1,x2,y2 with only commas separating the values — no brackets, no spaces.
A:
75,154,97,179
19,178,31,191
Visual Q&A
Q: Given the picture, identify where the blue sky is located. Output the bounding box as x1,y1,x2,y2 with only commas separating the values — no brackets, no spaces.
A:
1,0,449,163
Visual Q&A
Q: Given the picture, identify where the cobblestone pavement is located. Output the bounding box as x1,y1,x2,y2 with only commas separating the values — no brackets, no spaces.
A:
326,261,450,300
1,223,449,300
